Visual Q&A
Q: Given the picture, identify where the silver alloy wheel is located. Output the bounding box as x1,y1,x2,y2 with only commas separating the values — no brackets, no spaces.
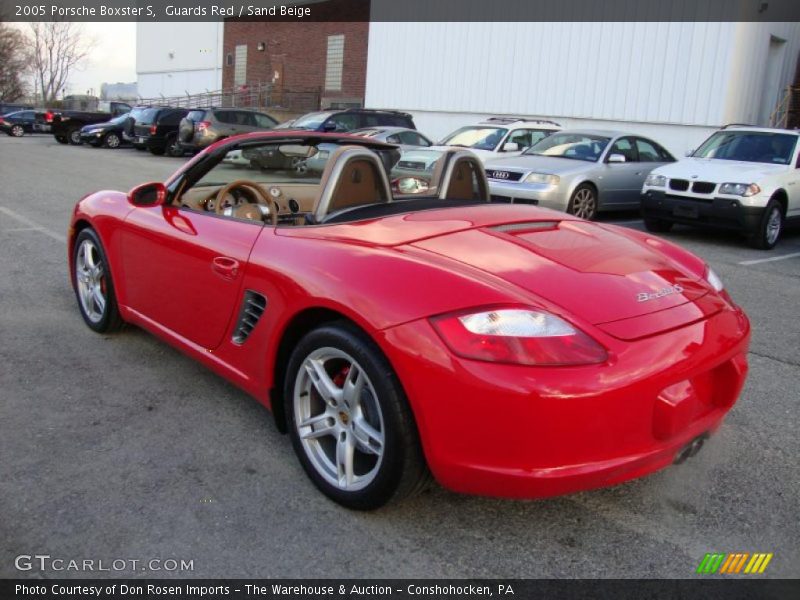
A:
75,239,107,324
69,129,81,144
294,347,385,492
766,207,782,245
11,125,24,137
106,133,120,148
571,187,596,219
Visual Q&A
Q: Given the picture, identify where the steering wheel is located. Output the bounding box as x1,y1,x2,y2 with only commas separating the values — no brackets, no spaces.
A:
214,180,279,225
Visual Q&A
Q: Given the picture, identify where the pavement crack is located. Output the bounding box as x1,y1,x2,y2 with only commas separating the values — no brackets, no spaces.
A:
748,350,800,369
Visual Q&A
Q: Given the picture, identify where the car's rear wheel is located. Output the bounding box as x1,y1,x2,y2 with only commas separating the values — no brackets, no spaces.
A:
55,135,68,144
165,133,183,157
9,124,24,137
67,127,82,145
72,228,123,333
749,200,783,250
103,132,121,148
568,184,598,220
285,323,429,510
149,145,166,156
643,217,674,233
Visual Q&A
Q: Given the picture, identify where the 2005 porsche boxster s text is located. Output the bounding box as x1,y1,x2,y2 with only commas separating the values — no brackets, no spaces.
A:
69,132,750,509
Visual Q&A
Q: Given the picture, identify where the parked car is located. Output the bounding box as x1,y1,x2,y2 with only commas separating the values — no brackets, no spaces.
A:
0,102,33,115
433,117,561,163
0,110,52,137
131,107,190,156
68,132,750,509
79,114,132,148
350,126,433,149
485,130,675,219
288,108,416,133
52,102,132,145
178,108,278,152
641,125,800,249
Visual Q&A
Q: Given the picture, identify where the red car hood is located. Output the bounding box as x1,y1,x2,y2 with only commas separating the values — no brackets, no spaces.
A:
283,205,710,326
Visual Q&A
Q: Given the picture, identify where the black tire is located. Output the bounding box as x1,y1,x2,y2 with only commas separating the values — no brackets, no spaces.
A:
643,217,674,233
134,145,146,151
67,127,82,145
71,228,123,333
103,132,121,149
284,322,429,510
568,183,599,220
54,135,68,144
749,199,784,250
149,145,166,156
165,133,183,157
9,124,24,137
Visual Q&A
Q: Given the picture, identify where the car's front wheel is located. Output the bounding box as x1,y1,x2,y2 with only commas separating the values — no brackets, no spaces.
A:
285,323,429,510
72,228,123,333
568,184,598,220
749,200,784,250
9,124,24,137
68,127,82,145
103,132,121,148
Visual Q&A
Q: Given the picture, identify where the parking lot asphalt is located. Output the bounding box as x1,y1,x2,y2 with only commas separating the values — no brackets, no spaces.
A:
1,135,798,579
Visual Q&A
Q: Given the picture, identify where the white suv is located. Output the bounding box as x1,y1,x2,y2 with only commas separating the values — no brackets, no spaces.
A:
432,117,561,163
641,125,800,249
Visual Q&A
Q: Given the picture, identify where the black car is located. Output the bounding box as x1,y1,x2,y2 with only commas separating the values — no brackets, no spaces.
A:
288,108,416,133
132,107,190,156
0,110,51,137
78,114,132,148
0,102,34,116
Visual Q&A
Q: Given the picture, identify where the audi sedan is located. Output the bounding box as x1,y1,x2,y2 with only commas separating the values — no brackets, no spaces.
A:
485,130,675,220
68,132,750,509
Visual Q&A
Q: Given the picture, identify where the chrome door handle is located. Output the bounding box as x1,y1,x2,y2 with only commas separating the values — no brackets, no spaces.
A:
212,256,240,279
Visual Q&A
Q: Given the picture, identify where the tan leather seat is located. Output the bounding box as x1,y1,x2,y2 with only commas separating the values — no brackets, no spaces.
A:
435,149,490,202
313,145,392,222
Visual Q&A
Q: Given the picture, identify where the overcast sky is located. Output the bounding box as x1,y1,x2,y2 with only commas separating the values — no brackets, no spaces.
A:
69,23,137,95
15,22,137,96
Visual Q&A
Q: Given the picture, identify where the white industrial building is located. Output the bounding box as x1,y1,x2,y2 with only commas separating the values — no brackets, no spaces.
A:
135,23,224,100
365,21,800,155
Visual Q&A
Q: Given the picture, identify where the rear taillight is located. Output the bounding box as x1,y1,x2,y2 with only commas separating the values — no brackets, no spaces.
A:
196,120,211,132
431,307,607,366
45,111,54,123
149,124,157,135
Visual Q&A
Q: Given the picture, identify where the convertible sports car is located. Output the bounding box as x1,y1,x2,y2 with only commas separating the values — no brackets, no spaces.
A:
69,132,751,509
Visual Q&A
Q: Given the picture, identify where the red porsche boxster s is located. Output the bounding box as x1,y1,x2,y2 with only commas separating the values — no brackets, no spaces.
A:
69,132,750,509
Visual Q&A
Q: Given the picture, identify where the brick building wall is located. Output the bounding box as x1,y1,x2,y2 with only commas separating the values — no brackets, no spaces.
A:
222,0,369,109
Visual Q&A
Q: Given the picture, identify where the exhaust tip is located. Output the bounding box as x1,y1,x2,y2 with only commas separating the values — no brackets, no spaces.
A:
674,433,710,465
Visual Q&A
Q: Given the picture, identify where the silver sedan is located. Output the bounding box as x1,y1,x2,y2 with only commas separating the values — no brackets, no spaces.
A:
350,126,433,150
485,130,675,220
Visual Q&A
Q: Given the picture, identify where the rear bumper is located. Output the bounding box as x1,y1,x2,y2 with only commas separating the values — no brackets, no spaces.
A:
380,303,750,498
642,189,764,233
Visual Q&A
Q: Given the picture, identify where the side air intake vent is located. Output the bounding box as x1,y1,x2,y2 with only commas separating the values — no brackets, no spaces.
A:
232,291,267,344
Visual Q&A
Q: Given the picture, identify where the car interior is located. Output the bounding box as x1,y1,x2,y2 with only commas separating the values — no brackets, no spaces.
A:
176,141,490,227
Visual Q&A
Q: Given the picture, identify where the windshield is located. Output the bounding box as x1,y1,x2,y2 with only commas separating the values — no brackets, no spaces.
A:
440,126,508,150
108,114,129,125
290,112,331,130
693,131,797,165
524,133,610,162
198,142,401,187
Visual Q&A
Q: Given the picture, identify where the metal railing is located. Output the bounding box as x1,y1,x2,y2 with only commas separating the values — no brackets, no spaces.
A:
136,83,321,113
769,85,800,129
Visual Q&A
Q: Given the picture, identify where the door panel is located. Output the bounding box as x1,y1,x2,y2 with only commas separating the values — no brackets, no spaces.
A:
120,206,264,349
